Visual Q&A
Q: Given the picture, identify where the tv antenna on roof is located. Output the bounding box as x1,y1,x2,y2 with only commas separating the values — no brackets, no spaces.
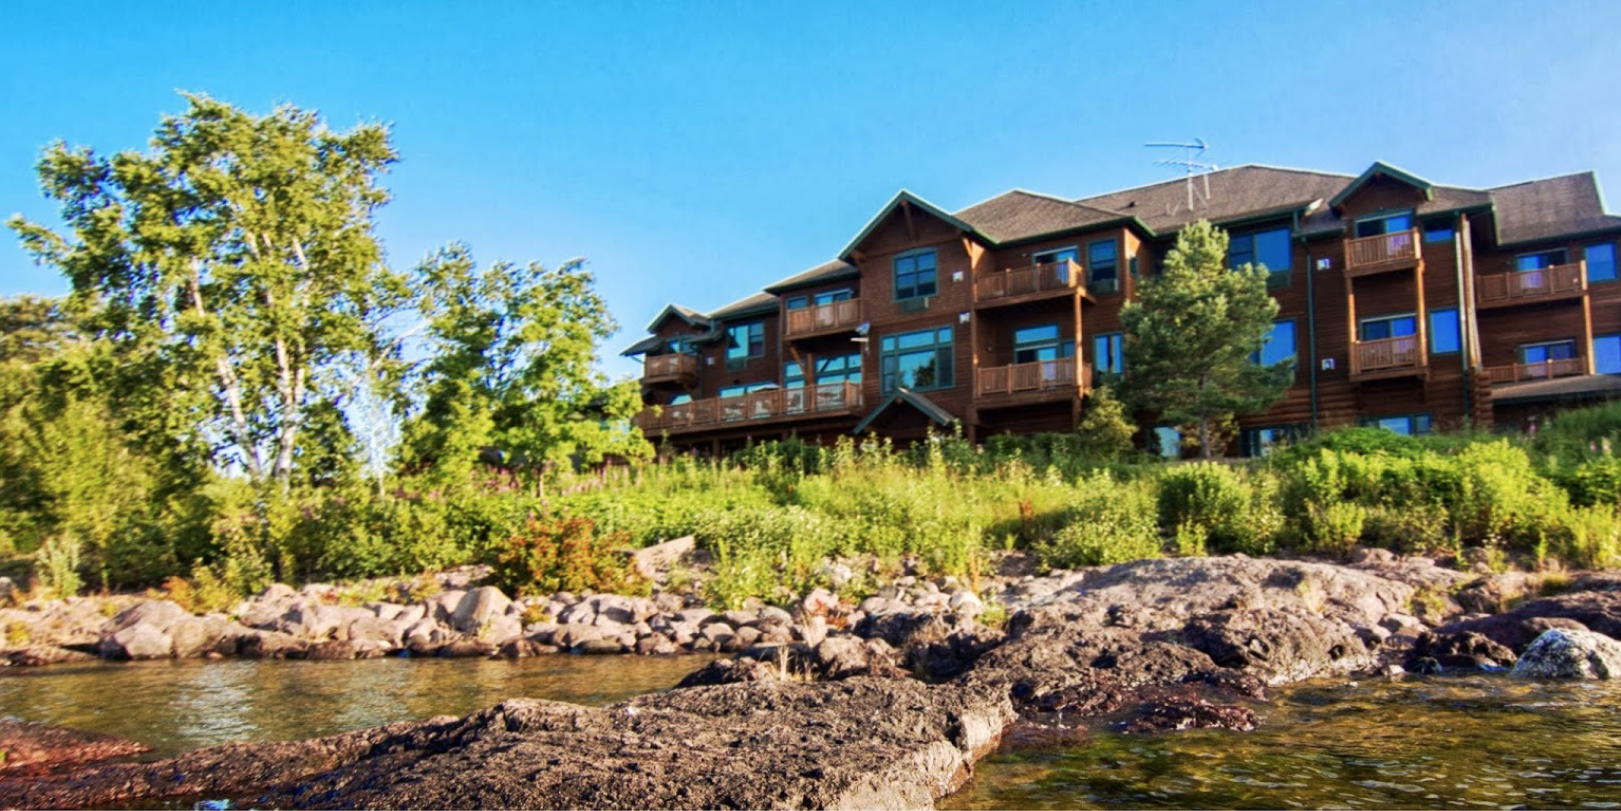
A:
1146,138,1218,212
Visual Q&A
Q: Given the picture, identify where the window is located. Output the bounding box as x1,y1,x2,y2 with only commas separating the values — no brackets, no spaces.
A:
1153,426,1182,458
665,336,698,355
1423,219,1456,243
814,288,853,306
1254,320,1297,367
880,327,953,393
1229,228,1291,275
718,383,774,398
1359,313,1417,341
894,249,938,300
1595,334,1621,375
1034,246,1079,284
1520,340,1577,367
1088,239,1119,293
789,353,861,389
785,295,809,310
726,321,765,365
1516,249,1568,271
1013,324,1073,364
1430,308,1461,354
1355,211,1414,237
1361,414,1432,435
1587,242,1618,284
1094,332,1123,375
1242,425,1303,458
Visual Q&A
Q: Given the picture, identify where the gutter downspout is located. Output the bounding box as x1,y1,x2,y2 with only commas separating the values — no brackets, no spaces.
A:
1454,213,1471,421
1299,209,1320,436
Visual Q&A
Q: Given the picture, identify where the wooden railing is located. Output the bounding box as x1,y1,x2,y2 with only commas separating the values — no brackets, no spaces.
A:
1345,228,1421,274
785,299,862,338
975,259,1083,303
643,353,698,381
636,382,862,432
1484,357,1587,384
1476,262,1587,307
977,358,1088,396
1353,335,1422,374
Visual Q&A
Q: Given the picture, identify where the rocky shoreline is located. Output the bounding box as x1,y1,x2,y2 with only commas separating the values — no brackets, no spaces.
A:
3,549,1620,809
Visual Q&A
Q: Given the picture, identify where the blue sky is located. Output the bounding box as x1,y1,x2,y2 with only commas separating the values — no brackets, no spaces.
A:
5,0,1621,380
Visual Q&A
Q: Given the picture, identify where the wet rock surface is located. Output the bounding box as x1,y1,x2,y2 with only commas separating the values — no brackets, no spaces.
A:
4,553,1618,809
0,720,151,778
1510,627,1621,679
2,680,1013,811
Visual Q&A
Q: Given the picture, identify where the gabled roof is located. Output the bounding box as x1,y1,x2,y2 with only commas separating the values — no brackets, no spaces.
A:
852,388,957,434
763,259,859,294
1492,373,1621,405
1077,165,1352,233
1329,161,1435,209
706,291,778,321
620,334,668,357
1489,172,1621,246
953,190,1130,243
644,304,711,333
838,190,989,260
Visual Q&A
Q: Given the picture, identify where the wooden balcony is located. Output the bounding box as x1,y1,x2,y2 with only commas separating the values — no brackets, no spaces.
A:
975,260,1087,308
1485,357,1588,384
785,299,862,339
642,353,698,386
1476,263,1587,310
635,382,863,435
1350,335,1427,382
1344,228,1422,278
976,358,1089,406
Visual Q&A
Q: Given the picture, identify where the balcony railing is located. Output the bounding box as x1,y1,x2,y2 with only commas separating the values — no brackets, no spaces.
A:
642,353,698,383
1476,262,1587,308
1484,357,1587,384
636,381,862,432
1352,335,1424,375
977,358,1088,396
1345,228,1421,276
785,299,862,338
975,259,1084,304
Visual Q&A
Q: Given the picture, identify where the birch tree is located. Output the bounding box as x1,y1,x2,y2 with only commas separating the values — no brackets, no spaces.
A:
1119,220,1293,458
9,94,407,491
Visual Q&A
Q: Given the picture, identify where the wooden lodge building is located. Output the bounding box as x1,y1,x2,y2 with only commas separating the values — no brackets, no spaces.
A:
623,162,1621,456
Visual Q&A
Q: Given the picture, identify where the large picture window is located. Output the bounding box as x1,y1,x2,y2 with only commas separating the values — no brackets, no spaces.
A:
1430,308,1461,355
1586,242,1618,284
894,249,937,300
1595,334,1621,375
1255,320,1296,367
1094,332,1123,375
787,353,861,388
880,327,953,393
1359,313,1417,341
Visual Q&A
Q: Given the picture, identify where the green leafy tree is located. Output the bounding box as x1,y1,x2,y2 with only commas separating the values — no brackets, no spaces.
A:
1119,220,1292,458
9,93,409,491
401,244,650,492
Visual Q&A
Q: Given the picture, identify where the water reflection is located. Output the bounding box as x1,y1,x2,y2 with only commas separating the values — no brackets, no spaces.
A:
940,675,1621,810
0,655,713,759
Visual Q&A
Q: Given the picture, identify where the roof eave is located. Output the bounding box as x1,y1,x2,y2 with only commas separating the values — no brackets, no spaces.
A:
837,190,994,260
1329,161,1435,210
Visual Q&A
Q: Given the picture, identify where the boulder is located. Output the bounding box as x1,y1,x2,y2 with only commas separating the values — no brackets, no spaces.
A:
1511,628,1621,679
631,535,694,580
1183,608,1373,684
99,622,173,660
450,587,513,634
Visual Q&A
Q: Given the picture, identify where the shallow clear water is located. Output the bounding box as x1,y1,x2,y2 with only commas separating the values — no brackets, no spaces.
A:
0,654,714,759
941,675,1621,810
5,661,1620,809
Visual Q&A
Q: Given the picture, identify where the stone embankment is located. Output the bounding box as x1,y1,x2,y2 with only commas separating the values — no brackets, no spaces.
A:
3,550,1620,809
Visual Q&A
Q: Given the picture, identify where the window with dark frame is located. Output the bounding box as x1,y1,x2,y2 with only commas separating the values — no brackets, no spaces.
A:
893,250,938,300
1013,324,1073,364
880,327,953,393
1430,308,1461,354
726,321,764,364
1088,239,1119,293
1586,242,1618,283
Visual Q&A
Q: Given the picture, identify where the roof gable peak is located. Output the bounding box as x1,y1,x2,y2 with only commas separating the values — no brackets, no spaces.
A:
1330,161,1435,209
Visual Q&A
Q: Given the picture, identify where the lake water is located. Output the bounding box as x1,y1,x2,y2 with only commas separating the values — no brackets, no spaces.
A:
4,659,1619,809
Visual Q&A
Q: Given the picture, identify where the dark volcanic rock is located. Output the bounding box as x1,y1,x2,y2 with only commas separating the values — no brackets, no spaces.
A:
1122,698,1259,733
1407,630,1518,672
0,720,151,778
1183,607,1374,684
1436,585,1621,653
2,680,1011,810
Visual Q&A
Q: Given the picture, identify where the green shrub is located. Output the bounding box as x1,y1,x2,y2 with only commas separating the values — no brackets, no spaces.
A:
1156,463,1273,554
1552,457,1621,507
1036,472,1160,569
489,515,644,598
1360,503,1452,553
1300,501,1366,556
33,534,82,598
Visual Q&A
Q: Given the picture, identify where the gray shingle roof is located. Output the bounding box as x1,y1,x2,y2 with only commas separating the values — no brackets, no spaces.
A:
1489,172,1621,246
1077,165,1352,232
1492,373,1621,404
763,259,859,294
706,291,778,321
954,190,1125,243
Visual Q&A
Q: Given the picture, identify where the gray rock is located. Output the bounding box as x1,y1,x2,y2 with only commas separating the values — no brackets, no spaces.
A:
554,623,603,648
100,622,172,660
590,594,638,625
757,606,794,626
556,602,596,626
451,587,513,634
430,590,466,624
1511,628,1621,679
349,615,404,648
575,638,627,655
370,602,405,622
631,535,694,580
